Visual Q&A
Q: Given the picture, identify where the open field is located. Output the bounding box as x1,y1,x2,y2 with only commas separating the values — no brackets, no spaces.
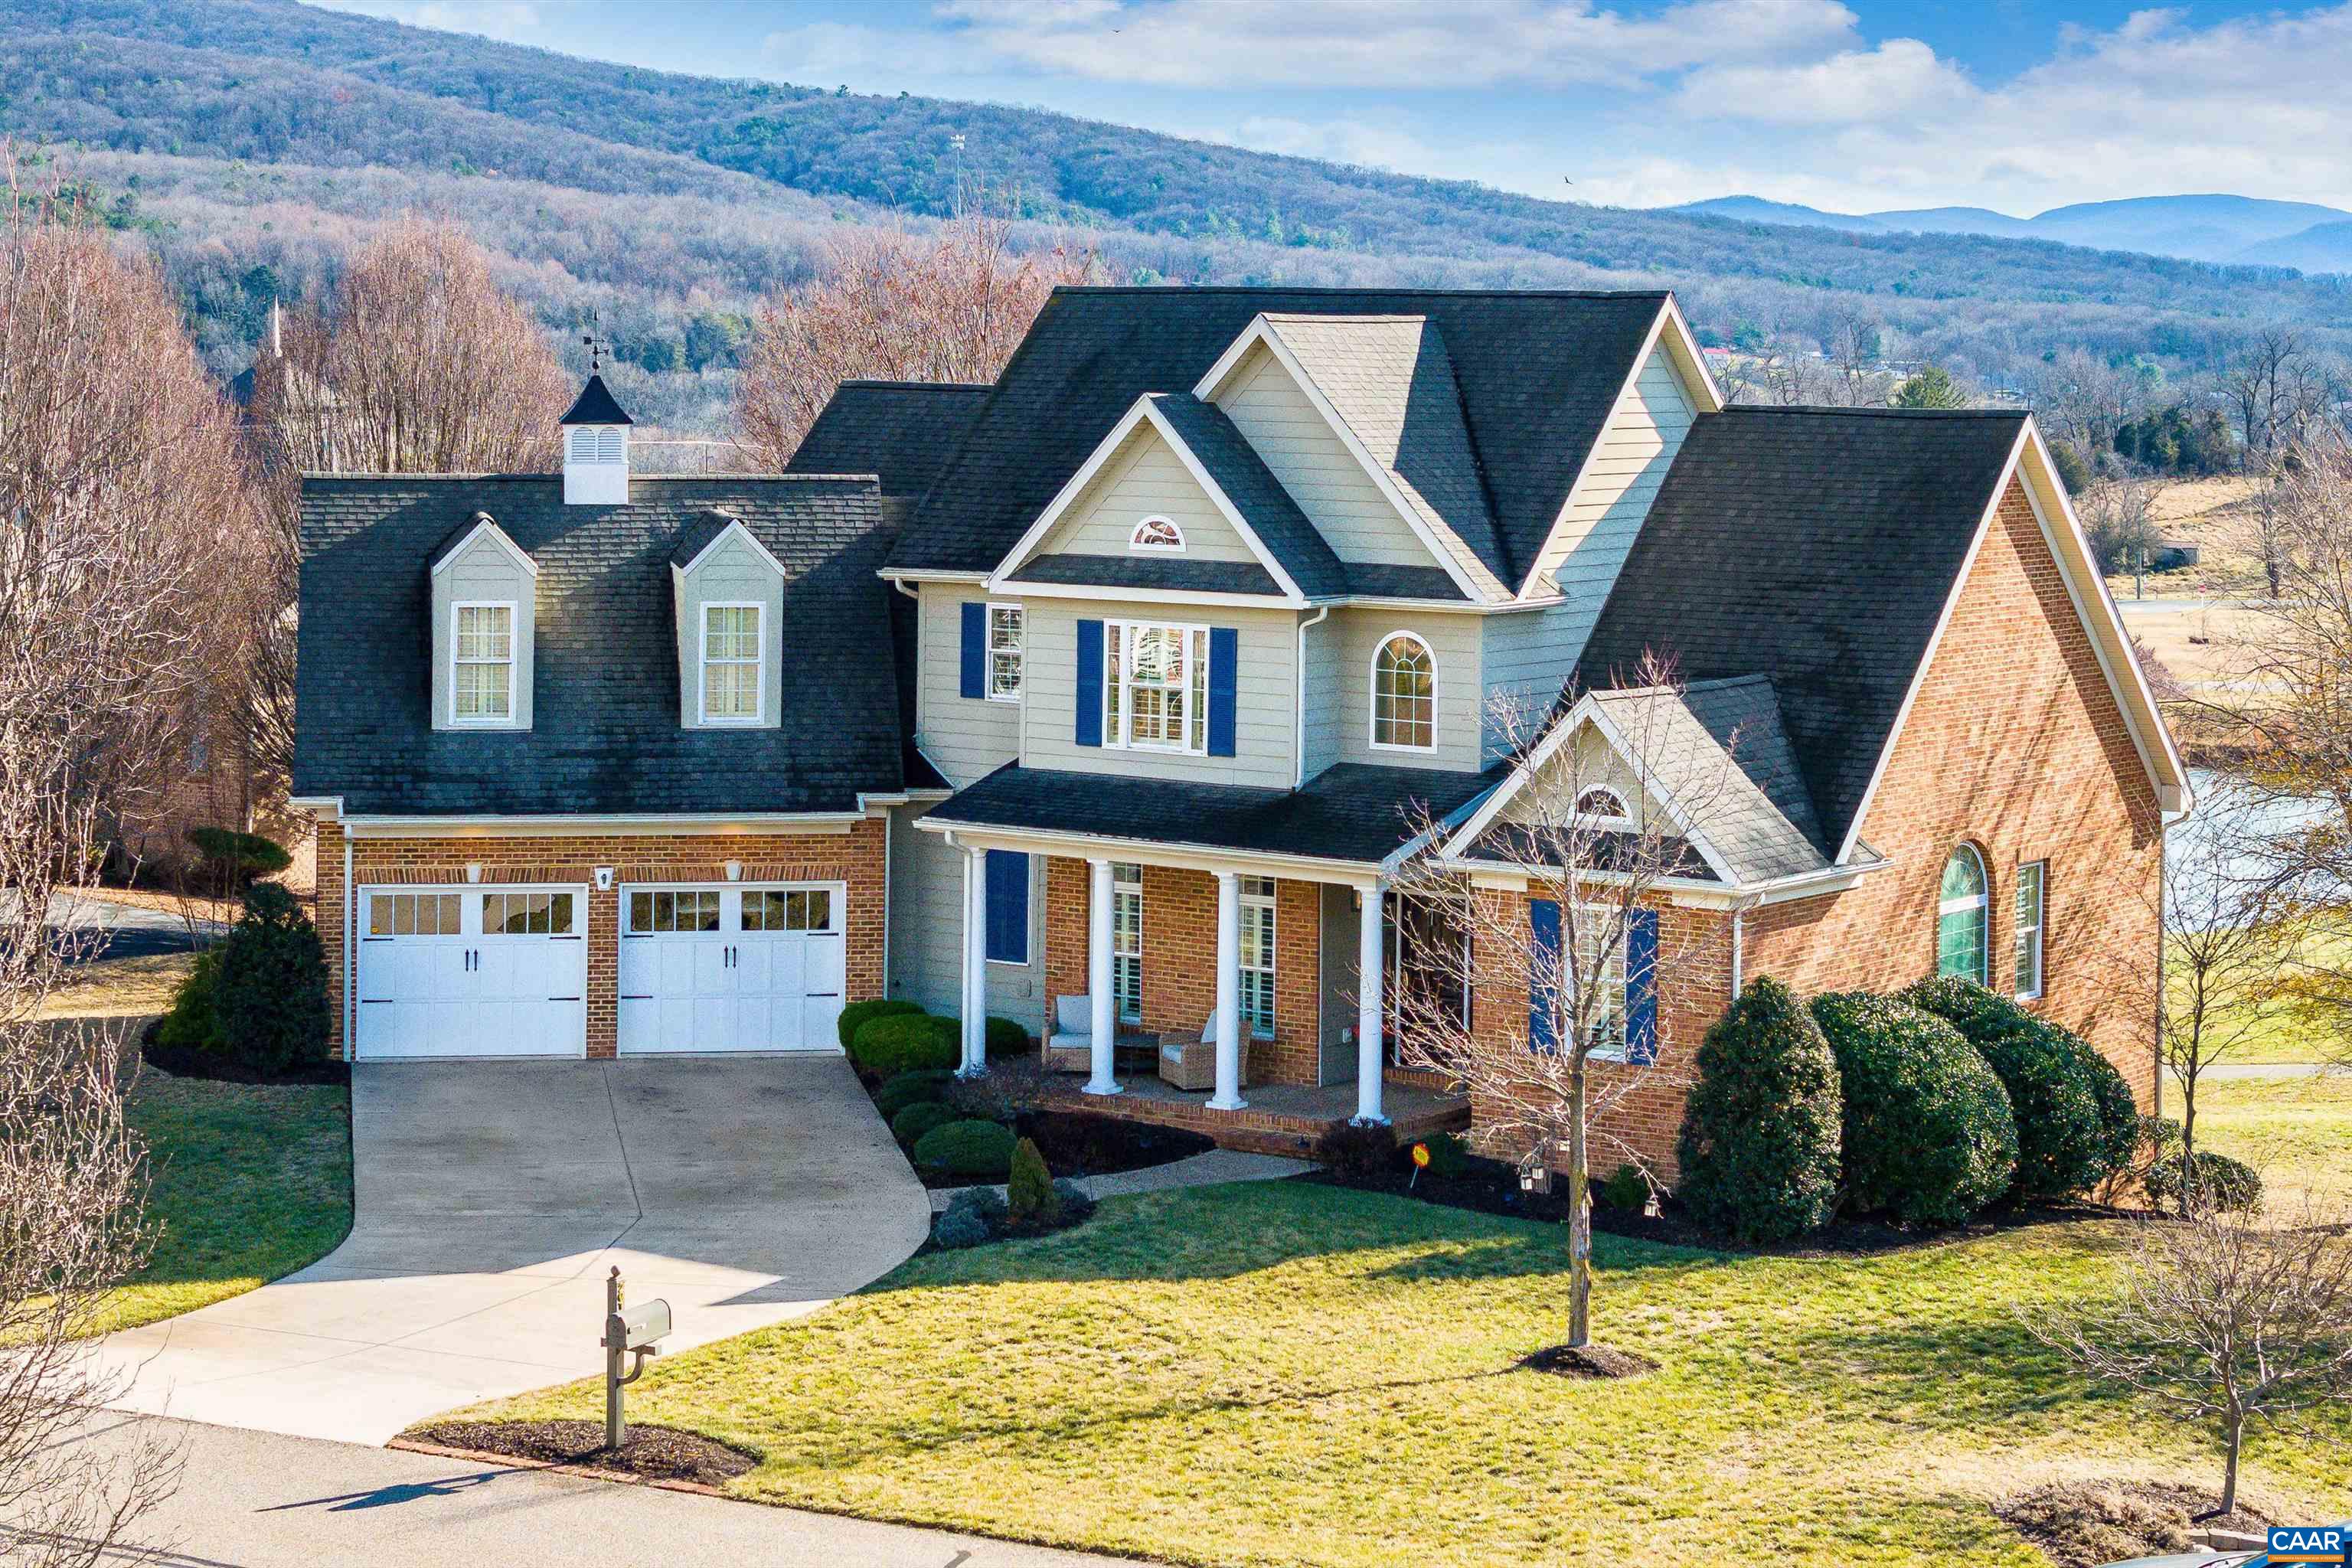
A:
2184,1068,2352,1214
34,952,197,1022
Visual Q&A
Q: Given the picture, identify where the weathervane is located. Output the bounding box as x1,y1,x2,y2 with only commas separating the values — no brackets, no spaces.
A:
583,307,602,374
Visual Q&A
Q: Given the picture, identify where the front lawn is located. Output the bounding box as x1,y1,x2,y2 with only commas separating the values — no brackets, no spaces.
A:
454,1181,2350,1567
2188,1069,2352,1212
91,1069,353,1334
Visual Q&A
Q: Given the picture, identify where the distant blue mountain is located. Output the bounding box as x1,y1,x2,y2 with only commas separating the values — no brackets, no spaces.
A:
1668,192,2352,272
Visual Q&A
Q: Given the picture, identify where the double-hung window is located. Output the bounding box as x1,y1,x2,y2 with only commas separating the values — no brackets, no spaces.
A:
452,603,514,724
988,605,1024,701
2014,861,2047,999
1112,862,1143,1024
1569,906,1629,1059
1240,876,1276,1038
1105,622,1207,753
701,603,763,724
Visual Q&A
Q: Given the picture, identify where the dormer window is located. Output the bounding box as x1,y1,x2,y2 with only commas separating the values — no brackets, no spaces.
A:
1129,515,1185,554
451,603,515,724
699,603,764,724
429,514,535,732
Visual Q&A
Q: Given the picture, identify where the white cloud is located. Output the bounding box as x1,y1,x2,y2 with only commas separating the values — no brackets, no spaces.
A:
337,0,541,40
1673,38,1972,126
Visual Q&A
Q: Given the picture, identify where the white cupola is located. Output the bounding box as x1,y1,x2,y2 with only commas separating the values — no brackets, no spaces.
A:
559,371,634,505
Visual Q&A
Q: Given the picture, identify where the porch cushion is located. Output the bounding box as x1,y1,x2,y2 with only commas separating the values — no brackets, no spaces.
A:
1054,994,1090,1037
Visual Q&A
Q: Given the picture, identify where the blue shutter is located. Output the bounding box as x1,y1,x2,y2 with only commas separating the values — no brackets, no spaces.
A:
1207,626,1238,758
1626,906,1659,1065
1527,898,1561,1054
959,601,986,700
984,850,1031,965
1075,619,1103,746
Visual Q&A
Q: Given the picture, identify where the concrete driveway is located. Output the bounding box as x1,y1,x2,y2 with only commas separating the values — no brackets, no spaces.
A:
90,1056,929,1445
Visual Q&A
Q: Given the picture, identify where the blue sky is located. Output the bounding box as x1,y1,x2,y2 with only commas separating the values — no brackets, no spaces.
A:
332,1,2352,215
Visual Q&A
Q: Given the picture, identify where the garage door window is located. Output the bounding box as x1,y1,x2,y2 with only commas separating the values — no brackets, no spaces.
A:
483,890,576,936
744,888,834,933
369,891,462,936
630,890,724,933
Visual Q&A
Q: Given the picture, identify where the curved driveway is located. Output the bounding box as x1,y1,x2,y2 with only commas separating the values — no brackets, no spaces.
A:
92,1056,929,1445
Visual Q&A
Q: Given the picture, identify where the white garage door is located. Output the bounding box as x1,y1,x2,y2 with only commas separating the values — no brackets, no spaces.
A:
618,884,846,1054
355,886,587,1060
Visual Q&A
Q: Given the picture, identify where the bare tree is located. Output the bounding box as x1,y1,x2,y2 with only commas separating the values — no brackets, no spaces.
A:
1823,309,1896,407
735,205,1098,468
2029,1196,2352,1520
2079,469,2167,587
1393,655,1735,1349
2221,327,2326,470
0,161,205,1565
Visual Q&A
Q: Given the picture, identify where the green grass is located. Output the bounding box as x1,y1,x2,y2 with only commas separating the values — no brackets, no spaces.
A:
2167,927,2352,1066
457,1182,2350,1567
91,1072,353,1334
2185,1069,2352,1213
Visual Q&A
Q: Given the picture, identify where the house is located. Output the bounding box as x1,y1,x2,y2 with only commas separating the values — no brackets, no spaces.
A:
291,288,2187,1178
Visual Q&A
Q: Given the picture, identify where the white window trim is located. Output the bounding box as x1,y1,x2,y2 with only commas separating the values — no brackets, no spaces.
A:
1112,862,1143,1025
1129,514,1187,554
697,600,766,727
1367,631,1439,755
1104,619,1210,756
1240,875,1276,1039
449,599,518,727
1939,843,1991,985
986,603,1025,704
2014,859,2047,1001
1573,786,1635,829
1562,901,1632,1063
622,881,844,937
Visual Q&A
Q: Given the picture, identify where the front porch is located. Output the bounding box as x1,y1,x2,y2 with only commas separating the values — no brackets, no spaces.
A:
1036,1067,1469,1158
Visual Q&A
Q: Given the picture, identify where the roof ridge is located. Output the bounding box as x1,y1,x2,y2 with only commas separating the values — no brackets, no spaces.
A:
1047,285,1674,300
1683,673,1775,693
1719,405,2028,420
837,378,994,390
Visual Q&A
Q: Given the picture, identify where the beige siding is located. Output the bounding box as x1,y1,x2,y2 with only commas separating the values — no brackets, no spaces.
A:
887,802,1045,1031
1494,726,1659,828
1298,610,1342,780
673,532,783,730
1024,596,1297,789
1214,345,1441,570
1321,608,1485,773
1037,426,1259,564
1479,600,1586,761
914,584,1022,789
430,531,534,732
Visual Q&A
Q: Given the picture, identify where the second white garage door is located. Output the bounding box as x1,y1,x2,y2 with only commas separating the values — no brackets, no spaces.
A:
618,883,847,1054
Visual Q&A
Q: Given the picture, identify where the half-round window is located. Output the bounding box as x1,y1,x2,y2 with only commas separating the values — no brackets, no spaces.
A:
1575,787,1630,822
1371,633,1436,751
1937,844,1989,982
1129,516,1185,553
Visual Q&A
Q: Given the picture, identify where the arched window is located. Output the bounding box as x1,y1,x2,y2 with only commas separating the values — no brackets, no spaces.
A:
1937,844,1989,982
1370,633,1436,751
1575,787,1630,822
1129,516,1185,553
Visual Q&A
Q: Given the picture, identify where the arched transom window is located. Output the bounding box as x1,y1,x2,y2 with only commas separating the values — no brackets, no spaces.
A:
1370,633,1436,751
1129,516,1185,553
1937,844,1989,982
1575,787,1631,822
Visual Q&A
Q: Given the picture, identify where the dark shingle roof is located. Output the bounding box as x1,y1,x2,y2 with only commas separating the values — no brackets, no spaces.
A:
888,287,1669,593
1008,554,1285,596
295,475,908,816
665,509,740,569
926,761,1504,867
785,380,993,499
560,374,633,426
1144,393,1347,596
1575,407,2027,854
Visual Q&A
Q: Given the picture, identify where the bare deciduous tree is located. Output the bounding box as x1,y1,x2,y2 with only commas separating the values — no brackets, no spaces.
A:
1393,655,1734,1349
2028,1196,2352,1520
0,162,207,1566
734,207,1098,468
2221,327,2328,471
2079,469,2167,585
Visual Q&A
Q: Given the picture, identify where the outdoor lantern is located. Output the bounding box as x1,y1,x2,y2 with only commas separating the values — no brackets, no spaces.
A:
1517,1150,1553,1195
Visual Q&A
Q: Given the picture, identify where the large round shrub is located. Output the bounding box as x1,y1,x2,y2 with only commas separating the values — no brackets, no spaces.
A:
851,1012,958,1076
837,998,923,1051
874,1069,956,1122
890,1100,960,1147
156,949,226,1053
2147,1150,2264,1214
1900,978,2110,1200
185,825,292,887
911,1118,1018,1179
1809,992,2018,1227
2069,1035,2143,1181
1676,977,1844,1243
214,884,331,1076
985,1014,1032,1058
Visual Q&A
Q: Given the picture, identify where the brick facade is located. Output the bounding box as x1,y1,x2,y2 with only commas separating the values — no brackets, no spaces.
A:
313,818,889,1060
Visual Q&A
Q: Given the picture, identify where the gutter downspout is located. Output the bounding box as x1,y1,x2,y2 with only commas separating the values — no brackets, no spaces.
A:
342,822,355,1061
1295,606,1330,790
1729,890,1762,996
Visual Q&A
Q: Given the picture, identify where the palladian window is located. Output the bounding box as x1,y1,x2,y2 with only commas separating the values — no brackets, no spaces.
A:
1937,844,1990,982
1370,633,1436,751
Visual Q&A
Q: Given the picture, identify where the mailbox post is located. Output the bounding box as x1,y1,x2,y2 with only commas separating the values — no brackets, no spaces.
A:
602,1266,671,1450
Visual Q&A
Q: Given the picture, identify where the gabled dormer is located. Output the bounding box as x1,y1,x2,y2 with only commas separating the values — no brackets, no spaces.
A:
670,511,786,730
560,371,634,506
428,512,537,732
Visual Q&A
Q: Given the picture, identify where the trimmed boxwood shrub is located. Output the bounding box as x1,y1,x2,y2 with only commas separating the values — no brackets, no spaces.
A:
2147,1150,2264,1214
185,825,292,887
2070,1035,2143,1181
837,998,923,1051
157,949,226,1053
985,1014,1032,1058
1006,1136,1055,1224
874,1069,956,1122
890,1100,960,1148
1676,976,1844,1243
1900,978,2111,1200
1809,992,2019,1227
851,1012,958,1076
912,1118,1018,1179
214,884,332,1076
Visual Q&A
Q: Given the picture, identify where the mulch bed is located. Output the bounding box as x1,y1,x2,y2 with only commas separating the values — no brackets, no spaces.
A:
404,1419,756,1488
1994,1480,2274,1568
1014,1109,1216,1178
139,1021,350,1087
1520,1343,1658,1380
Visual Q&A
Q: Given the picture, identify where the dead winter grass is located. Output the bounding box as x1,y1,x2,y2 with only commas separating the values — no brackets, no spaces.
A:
34,952,194,1021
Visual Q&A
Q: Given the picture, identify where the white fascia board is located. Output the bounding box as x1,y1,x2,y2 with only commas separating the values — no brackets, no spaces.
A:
911,813,1385,882
1656,295,1725,415
998,580,1298,611
1193,318,1493,605
1437,854,1873,907
429,516,539,579
341,811,867,838
878,568,989,584
287,795,345,819
677,516,789,580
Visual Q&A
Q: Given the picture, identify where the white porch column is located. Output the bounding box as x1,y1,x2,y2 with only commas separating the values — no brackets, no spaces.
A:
1085,858,1120,1096
959,846,988,1075
1355,880,1387,1123
1210,870,1246,1111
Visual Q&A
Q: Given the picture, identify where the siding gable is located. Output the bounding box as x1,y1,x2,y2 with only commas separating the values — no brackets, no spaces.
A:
672,530,784,729
429,527,535,732
1031,421,1262,565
